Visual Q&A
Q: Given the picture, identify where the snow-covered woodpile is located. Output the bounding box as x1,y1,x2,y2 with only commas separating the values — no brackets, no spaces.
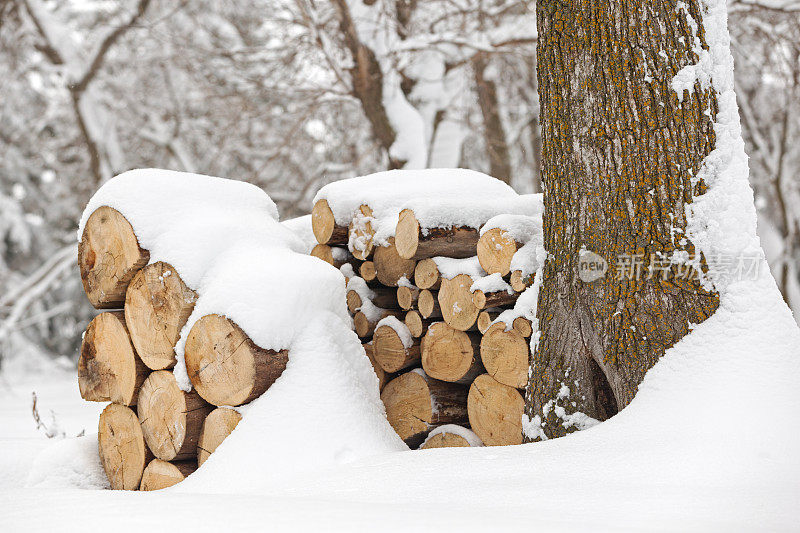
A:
74,168,543,490
311,169,544,449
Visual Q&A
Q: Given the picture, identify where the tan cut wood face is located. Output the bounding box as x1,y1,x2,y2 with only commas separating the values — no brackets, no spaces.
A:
78,312,144,405
79,206,149,308
184,315,259,406
420,432,470,449
477,228,518,276
198,407,242,467
468,374,523,446
359,261,377,282
404,311,423,337
395,209,421,260
373,325,409,373
480,323,529,389
381,372,432,442
373,238,416,287
421,322,474,382
140,459,186,491
311,199,336,244
439,274,479,331
414,259,439,290
125,262,196,371
310,244,334,265
418,289,438,318
138,370,188,461
98,403,149,490
349,204,375,260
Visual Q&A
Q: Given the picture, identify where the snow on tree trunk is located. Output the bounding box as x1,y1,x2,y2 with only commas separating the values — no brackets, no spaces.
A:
524,0,725,440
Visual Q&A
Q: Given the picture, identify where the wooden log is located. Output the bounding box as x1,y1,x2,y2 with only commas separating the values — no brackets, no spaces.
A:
125,261,197,370
359,261,377,282
98,403,152,490
346,287,398,313
373,323,421,373
381,370,469,448
417,289,442,319
467,373,524,446
138,370,213,461
349,204,375,260
140,459,197,491
420,426,482,449
311,199,348,245
477,227,521,276
480,322,530,389
353,309,402,338
79,206,150,308
310,244,352,269
78,311,148,406
363,343,392,391
477,310,501,335
472,287,519,310
421,322,484,384
512,316,533,338
510,269,534,292
438,274,480,331
197,407,242,467
184,314,289,406
404,310,433,338
414,258,441,290
395,209,479,260
373,237,416,287
397,286,421,310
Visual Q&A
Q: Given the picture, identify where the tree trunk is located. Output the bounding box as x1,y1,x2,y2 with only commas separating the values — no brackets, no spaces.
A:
125,261,197,371
184,314,289,407
525,0,721,440
473,53,513,185
137,370,213,461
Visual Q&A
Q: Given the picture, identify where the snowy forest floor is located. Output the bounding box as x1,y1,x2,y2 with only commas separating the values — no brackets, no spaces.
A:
1,270,799,532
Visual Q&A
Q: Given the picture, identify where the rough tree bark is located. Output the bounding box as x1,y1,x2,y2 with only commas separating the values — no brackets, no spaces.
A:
473,53,513,184
525,0,721,440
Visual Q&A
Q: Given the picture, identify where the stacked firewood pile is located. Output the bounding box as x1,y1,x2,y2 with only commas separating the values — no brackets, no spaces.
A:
310,192,542,449
77,206,285,490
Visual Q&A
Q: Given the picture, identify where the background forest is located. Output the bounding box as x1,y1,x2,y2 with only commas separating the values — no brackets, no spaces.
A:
1,0,798,372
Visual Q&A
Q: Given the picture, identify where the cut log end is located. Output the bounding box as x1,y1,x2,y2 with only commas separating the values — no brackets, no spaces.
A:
395,209,421,260
363,343,391,391
140,459,197,491
353,309,401,338
510,270,534,292
311,199,348,245
373,324,421,373
78,311,148,406
138,370,212,461
404,310,428,338
420,431,473,449
439,274,480,331
98,403,151,490
414,258,440,290
421,322,484,384
512,316,533,338
480,323,529,389
467,374,524,446
477,227,519,276
374,237,416,287
418,289,441,319
125,261,196,371
185,314,289,406
397,285,420,310
79,206,149,309
359,261,377,282
381,371,469,448
197,407,242,467
477,310,500,335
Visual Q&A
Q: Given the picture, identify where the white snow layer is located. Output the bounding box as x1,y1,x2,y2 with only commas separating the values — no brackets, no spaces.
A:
433,255,485,280
470,273,513,295
280,214,316,254
479,213,543,243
